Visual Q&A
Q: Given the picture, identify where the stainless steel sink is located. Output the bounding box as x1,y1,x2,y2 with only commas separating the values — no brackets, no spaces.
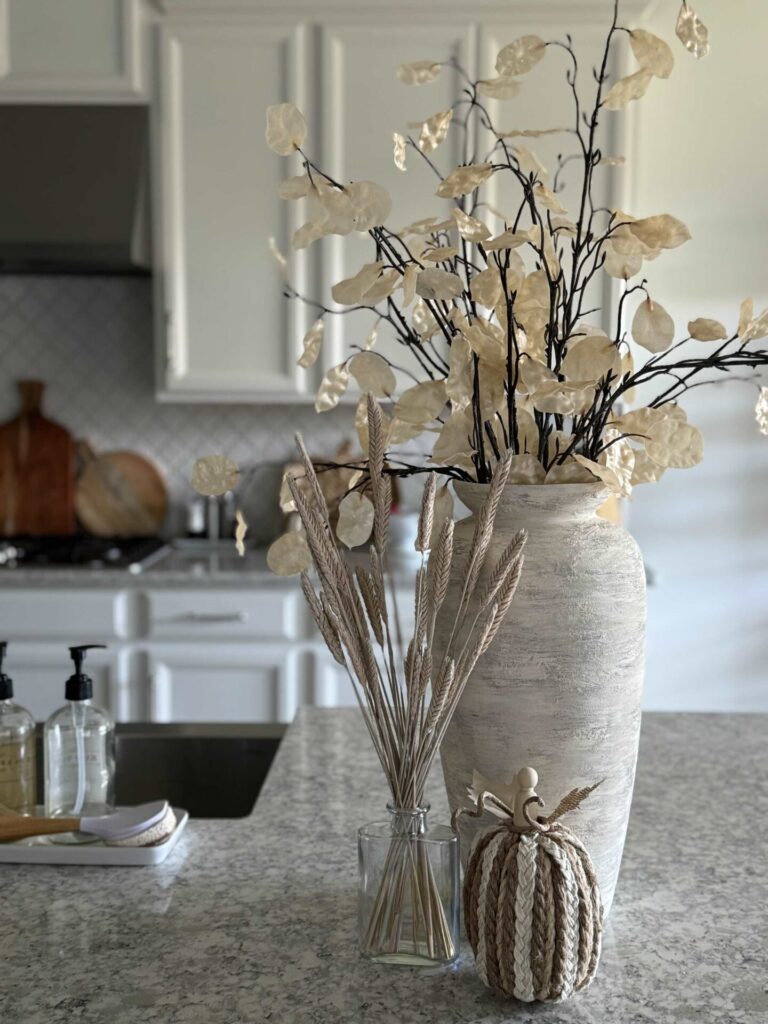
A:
35,723,284,818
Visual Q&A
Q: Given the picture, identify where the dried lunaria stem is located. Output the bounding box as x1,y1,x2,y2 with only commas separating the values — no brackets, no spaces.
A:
290,396,526,961
268,4,768,499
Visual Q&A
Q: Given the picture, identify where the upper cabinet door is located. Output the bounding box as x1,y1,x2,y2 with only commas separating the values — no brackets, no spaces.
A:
477,17,632,329
154,21,312,402
0,0,146,102
318,22,476,390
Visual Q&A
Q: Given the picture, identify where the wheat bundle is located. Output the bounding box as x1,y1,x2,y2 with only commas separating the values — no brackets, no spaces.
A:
288,395,526,961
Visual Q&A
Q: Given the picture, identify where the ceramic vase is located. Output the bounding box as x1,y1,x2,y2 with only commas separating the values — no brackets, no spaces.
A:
437,483,646,916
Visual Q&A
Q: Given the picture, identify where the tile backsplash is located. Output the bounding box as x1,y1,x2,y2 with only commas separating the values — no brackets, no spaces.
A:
0,275,354,542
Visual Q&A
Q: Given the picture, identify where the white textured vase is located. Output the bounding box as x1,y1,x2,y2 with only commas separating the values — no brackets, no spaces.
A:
437,483,646,916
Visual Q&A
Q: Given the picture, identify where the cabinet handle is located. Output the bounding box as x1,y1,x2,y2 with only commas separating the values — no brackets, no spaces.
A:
173,612,248,624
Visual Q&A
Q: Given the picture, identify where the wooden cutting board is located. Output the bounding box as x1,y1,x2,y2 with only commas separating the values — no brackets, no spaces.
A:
75,448,168,537
0,380,76,536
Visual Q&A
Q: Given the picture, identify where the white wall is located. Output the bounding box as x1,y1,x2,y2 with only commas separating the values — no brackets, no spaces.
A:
629,0,768,709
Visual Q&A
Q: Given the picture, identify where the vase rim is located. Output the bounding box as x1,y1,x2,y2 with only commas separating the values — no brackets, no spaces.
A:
454,481,608,494
454,480,611,515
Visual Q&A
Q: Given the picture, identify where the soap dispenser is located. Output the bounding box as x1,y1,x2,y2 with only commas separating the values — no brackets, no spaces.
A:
44,645,115,833
0,642,37,815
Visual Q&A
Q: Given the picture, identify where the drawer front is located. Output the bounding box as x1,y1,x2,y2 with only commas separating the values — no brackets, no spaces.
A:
145,589,300,641
304,586,416,644
0,589,120,640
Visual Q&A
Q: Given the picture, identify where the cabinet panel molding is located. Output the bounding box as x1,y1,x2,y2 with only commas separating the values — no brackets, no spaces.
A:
146,642,299,722
0,589,123,641
156,2,652,20
0,0,147,102
313,650,358,709
478,20,634,332
318,22,476,389
154,20,312,401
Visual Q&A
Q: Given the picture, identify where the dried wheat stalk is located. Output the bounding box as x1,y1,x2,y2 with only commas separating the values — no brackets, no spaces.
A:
289,394,527,962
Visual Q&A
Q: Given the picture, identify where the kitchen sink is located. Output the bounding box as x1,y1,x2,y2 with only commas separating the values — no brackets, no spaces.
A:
34,723,284,818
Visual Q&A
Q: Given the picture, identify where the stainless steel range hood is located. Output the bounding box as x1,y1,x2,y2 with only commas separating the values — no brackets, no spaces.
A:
0,105,151,275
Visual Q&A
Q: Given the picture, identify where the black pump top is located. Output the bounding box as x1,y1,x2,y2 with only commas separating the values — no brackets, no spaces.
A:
66,644,106,701
0,641,12,701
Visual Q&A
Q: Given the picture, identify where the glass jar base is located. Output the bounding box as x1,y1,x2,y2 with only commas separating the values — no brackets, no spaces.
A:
361,947,458,967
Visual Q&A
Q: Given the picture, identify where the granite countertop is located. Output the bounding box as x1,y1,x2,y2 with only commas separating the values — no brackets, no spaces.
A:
0,547,420,588
1,709,766,1024
0,548,281,587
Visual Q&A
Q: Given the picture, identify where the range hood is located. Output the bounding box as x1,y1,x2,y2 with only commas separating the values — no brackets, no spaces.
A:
0,105,151,275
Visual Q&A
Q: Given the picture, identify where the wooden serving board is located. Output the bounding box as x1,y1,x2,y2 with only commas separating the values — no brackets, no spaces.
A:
75,449,168,537
0,380,76,536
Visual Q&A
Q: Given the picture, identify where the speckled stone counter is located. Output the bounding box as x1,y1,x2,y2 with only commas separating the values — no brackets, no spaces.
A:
0,548,283,587
0,547,420,587
1,709,766,1024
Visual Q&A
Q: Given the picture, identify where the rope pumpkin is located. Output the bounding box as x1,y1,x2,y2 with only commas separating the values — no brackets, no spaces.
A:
457,768,603,1002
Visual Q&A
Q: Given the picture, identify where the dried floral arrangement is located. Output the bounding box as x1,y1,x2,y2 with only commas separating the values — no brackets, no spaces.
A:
263,0,767,551
284,396,526,958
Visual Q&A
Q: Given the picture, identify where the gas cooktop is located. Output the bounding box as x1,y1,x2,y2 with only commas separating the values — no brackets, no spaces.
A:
0,536,169,570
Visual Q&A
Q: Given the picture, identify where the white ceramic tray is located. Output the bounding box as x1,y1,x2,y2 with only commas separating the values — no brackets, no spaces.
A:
0,807,189,866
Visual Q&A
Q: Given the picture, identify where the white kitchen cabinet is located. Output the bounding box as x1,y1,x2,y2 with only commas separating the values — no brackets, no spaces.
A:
0,573,421,722
142,586,302,641
0,1,648,399
312,650,358,709
149,2,647,402
477,19,633,329
153,20,312,401
144,642,301,723
152,12,481,402
318,21,475,386
0,0,148,102
0,588,127,641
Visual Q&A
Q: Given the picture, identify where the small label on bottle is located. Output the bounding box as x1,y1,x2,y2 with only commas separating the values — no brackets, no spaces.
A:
0,741,34,780
0,740,36,812
56,749,104,768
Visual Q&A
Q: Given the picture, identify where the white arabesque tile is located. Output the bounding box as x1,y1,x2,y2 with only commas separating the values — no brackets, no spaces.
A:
0,275,355,543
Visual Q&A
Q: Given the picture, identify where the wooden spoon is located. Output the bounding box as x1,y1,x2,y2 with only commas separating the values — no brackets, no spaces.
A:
0,801,169,843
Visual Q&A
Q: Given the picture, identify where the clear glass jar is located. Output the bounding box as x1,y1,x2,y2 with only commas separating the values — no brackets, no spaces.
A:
358,804,459,966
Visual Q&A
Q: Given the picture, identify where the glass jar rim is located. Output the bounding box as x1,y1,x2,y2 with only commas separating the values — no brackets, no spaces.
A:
386,802,430,816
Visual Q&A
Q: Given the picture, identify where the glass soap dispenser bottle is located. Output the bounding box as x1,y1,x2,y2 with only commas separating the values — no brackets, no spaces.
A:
0,641,37,815
44,645,115,839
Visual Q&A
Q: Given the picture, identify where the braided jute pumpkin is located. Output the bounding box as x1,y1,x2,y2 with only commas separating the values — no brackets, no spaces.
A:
457,767,603,1003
